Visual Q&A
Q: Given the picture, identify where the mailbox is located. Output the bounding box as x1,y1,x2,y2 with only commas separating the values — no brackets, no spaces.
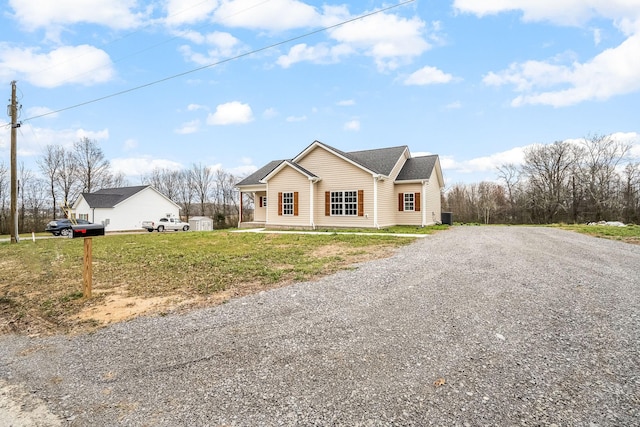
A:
71,223,105,238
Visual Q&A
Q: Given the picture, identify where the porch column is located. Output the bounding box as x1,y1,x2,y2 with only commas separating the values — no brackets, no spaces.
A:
238,191,243,227
373,175,379,228
309,179,315,229
421,181,427,226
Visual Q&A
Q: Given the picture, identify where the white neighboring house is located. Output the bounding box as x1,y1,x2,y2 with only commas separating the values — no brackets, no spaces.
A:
72,185,181,232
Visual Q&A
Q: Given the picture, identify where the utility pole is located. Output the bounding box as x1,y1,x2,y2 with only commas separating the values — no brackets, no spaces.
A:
9,81,20,244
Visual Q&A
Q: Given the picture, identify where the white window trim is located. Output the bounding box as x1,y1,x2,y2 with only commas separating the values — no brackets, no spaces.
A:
282,192,294,216
404,193,415,212
331,190,358,216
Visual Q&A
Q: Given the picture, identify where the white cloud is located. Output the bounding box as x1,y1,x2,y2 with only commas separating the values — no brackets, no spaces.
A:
337,99,355,106
286,115,307,122
207,101,254,125
230,164,258,177
485,34,640,107
277,43,351,68
0,44,114,88
344,120,360,131
123,139,138,152
458,0,640,106
5,124,108,157
263,108,278,119
278,9,432,71
164,0,219,27
187,103,207,111
178,31,245,65
328,12,431,71
404,66,454,85
213,0,320,31
453,0,640,29
111,157,183,177
593,28,602,45
9,0,146,34
444,101,462,110
26,106,58,119
443,146,529,175
175,119,200,134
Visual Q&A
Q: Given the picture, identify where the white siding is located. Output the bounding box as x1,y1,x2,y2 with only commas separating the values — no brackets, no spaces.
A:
254,191,267,222
297,146,375,228
395,183,423,225
74,187,180,231
377,151,409,227
425,169,442,225
267,166,311,227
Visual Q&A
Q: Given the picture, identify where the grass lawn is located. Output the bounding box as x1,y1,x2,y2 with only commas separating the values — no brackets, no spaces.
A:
554,223,640,244
0,230,422,335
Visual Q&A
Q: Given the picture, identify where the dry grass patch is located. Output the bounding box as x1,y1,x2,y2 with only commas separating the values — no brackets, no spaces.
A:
1,231,416,336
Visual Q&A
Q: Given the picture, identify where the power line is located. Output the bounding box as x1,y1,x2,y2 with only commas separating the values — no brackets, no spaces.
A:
22,0,415,123
42,0,275,88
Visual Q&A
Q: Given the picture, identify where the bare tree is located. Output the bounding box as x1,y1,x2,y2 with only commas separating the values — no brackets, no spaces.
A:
622,163,640,224
578,134,631,221
23,177,48,232
142,168,181,201
175,170,195,220
18,163,34,231
0,161,8,234
497,163,524,223
57,147,80,208
73,137,112,193
190,163,213,216
38,145,64,220
521,141,580,223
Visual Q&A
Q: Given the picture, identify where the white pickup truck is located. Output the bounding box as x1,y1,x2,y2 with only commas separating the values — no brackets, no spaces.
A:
142,217,190,232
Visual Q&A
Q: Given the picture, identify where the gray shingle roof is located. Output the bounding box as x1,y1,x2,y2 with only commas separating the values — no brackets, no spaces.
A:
309,141,407,176
345,146,408,176
236,160,284,186
81,185,149,208
396,155,438,181
237,142,438,187
285,161,318,179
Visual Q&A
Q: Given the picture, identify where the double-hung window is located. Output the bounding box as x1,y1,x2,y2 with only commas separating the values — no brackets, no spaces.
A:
282,192,294,215
331,190,358,216
404,193,415,211
398,192,420,212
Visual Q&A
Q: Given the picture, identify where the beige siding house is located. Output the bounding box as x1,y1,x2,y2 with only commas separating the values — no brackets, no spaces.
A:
236,140,444,229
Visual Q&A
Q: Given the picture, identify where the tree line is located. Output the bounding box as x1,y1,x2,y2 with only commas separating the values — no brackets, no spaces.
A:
0,137,247,234
2,133,638,235
444,134,640,224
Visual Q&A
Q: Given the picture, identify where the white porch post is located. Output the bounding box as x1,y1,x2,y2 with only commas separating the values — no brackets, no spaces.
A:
421,181,427,226
373,175,379,228
238,191,243,227
309,179,315,229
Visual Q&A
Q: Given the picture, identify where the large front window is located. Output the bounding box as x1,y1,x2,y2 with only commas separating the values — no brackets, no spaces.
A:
331,190,358,216
282,192,294,215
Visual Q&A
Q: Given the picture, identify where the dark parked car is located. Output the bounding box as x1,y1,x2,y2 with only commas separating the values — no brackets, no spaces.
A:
45,218,91,236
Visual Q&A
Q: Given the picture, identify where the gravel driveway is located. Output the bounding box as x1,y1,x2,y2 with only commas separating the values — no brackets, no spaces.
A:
1,226,639,426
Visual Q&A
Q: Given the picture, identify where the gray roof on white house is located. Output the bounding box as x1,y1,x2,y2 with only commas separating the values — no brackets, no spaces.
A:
396,155,438,181
81,185,149,208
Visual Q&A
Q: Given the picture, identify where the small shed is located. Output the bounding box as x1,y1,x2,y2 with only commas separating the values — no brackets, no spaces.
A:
189,216,214,231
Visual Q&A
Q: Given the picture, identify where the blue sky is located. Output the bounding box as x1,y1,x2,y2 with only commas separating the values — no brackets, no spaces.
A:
1,0,639,187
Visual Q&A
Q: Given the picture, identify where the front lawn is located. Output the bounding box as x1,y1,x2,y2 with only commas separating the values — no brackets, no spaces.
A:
0,231,417,335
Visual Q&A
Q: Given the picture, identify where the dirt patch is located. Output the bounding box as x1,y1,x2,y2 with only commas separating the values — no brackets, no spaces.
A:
1,241,402,336
73,291,180,325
